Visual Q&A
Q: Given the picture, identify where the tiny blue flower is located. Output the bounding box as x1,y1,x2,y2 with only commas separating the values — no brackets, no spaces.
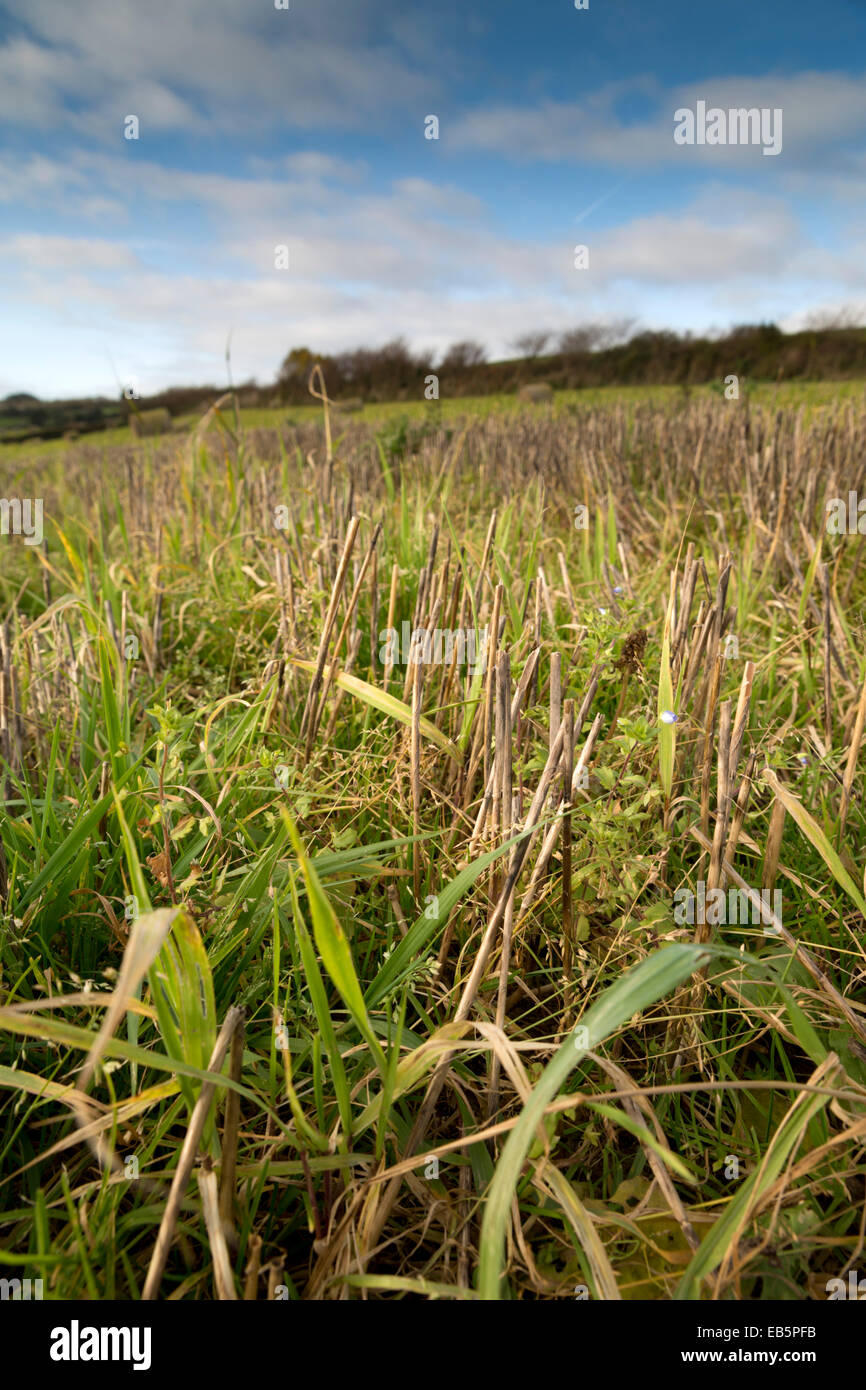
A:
612,585,623,595
660,710,678,724
597,606,607,615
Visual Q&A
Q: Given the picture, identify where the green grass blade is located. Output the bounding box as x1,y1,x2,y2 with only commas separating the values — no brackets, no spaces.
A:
477,943,711,1299
290,658,461,763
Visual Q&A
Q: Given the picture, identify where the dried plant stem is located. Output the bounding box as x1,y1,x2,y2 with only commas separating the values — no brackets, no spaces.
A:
143,1006,245,1300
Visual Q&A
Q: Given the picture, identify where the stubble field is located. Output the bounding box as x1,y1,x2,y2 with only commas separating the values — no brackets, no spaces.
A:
1,385,865,1300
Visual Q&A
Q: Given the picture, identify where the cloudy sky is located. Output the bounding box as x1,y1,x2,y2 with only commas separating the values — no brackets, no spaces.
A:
1,0,865,398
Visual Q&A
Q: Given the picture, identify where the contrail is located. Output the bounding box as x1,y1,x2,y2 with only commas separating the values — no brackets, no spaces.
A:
573,175,632,225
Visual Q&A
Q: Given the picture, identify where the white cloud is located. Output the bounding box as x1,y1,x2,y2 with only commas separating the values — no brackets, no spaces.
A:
450,71,866,168
0,0,441,136
0,234,141,271
2,147,862,397
282,153,368,183
594,190,803,285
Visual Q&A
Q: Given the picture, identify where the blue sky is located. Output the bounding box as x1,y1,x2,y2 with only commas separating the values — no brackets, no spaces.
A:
1,0,865,398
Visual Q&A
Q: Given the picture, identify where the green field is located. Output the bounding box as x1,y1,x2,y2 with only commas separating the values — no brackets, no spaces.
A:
4,377,866,466
1,384,865,1301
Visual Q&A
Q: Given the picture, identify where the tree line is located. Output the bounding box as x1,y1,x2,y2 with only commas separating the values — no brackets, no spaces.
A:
268,319,866,405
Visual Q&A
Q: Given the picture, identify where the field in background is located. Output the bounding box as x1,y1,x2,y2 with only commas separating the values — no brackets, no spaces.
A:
0,387,865,1301
3,377,866,465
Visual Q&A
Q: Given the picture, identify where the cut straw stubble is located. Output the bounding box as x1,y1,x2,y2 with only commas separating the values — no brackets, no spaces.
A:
488,651,513,1119
300,515,361,761
357,718,569,1261
142,1005,245,1301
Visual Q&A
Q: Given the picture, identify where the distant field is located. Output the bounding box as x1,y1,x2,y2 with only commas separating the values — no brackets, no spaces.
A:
3,377,866,465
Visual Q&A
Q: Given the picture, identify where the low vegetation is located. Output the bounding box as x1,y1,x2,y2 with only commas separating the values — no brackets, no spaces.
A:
0,385,865,1300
